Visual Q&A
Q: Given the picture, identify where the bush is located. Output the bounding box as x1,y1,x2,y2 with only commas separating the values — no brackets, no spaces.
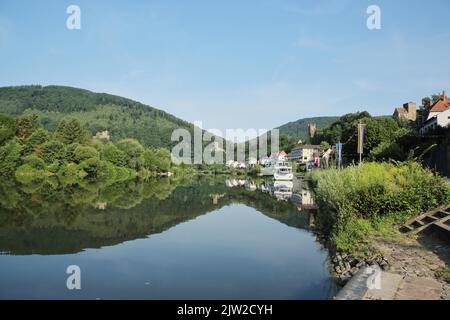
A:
23,155,46,170
40,140,66,164
0,139,23,176
311,162,450,253
101,142,126,166
73,145,99,163
116,138,145,169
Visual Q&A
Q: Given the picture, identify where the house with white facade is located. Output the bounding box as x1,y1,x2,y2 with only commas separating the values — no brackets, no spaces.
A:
421,91,450,134
269,150,287,166
287,145,321,164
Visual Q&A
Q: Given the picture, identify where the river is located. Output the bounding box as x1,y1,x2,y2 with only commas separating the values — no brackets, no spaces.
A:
0,176,337,299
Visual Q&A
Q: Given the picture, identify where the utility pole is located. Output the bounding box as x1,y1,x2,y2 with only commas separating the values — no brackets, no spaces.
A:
357,122,365,165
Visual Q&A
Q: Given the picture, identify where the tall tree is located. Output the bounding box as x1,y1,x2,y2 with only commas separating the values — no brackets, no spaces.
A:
56,119,89,144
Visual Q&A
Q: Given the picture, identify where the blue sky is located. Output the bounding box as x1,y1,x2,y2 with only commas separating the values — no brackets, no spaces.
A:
0,0,449,135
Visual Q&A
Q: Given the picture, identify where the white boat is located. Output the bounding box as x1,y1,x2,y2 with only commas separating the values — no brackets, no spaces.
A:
273,161,293,180
273,180,293,200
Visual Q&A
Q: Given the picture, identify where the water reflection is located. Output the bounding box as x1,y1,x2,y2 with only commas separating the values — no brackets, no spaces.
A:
0,175,336,299
0,176,313,255
224,178,316,211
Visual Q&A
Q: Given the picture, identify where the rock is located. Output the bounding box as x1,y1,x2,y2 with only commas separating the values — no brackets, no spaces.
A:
335,266,342,274
356,261,366,268
349,259,358,267
344,262,351,271
381,263,390,271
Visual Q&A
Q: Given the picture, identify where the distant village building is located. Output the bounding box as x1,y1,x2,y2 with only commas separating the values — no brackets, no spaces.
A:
426,91,450,121
421,91,450,134
270,150,287,165
93,130,110,140
287,145,321,164
258,156,271,167
94,202,107,210
393,102,417,121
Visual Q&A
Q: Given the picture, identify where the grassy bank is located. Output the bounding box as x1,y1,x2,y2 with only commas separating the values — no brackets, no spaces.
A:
310,162,450,256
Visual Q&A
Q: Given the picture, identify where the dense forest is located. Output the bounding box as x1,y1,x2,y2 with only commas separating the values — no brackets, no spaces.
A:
276,116,339,141
0,85,195,149
0,112,172,184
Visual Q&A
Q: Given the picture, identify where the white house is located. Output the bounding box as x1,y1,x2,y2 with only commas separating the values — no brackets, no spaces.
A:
421,108,450,134
270,150,287,166
419,91,450,134
426,91,450,121
287,145,321,164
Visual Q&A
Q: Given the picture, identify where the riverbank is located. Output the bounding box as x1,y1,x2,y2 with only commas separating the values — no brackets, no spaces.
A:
335,235,450,300
308,161,450,297
370,235,450,299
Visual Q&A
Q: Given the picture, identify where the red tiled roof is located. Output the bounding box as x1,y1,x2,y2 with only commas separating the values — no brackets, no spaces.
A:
430,99,450,112
395,107,407,114
430,91,450,113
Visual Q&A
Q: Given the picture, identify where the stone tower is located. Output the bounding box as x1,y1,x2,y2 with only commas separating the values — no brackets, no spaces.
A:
403,102,417,121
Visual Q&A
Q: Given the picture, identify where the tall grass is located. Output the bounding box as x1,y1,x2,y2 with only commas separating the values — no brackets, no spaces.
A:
311,162,450,254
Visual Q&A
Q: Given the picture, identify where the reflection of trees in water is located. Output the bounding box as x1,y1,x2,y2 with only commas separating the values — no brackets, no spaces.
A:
0,176,311,255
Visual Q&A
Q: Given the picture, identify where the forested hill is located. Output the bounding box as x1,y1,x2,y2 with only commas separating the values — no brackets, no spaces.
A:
0,85,194,149
276,116,339,141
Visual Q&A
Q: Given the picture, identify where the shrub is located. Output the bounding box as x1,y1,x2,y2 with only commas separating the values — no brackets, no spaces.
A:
311,162,450,253
40,140,66,164
101,142,126,166
0,139,23,176
73,145,99,163
23,155,46,170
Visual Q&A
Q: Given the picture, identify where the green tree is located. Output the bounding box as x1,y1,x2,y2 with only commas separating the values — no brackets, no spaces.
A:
0,139,23,176
144,148,171,172
320,141,331,152
101,142,126,166
24,128,50,154
56,119,89,144
41,140,66,164
16,114,39,140
153,148,171,172
22,155,46,170
116,139,145,169
0,114,17,145
73,145,99,163
80,158,111,181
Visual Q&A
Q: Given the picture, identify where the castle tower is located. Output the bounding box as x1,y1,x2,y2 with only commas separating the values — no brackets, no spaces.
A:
403,102,417,121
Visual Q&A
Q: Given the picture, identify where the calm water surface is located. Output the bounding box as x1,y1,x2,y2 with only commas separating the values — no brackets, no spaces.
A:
0,177,336,299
